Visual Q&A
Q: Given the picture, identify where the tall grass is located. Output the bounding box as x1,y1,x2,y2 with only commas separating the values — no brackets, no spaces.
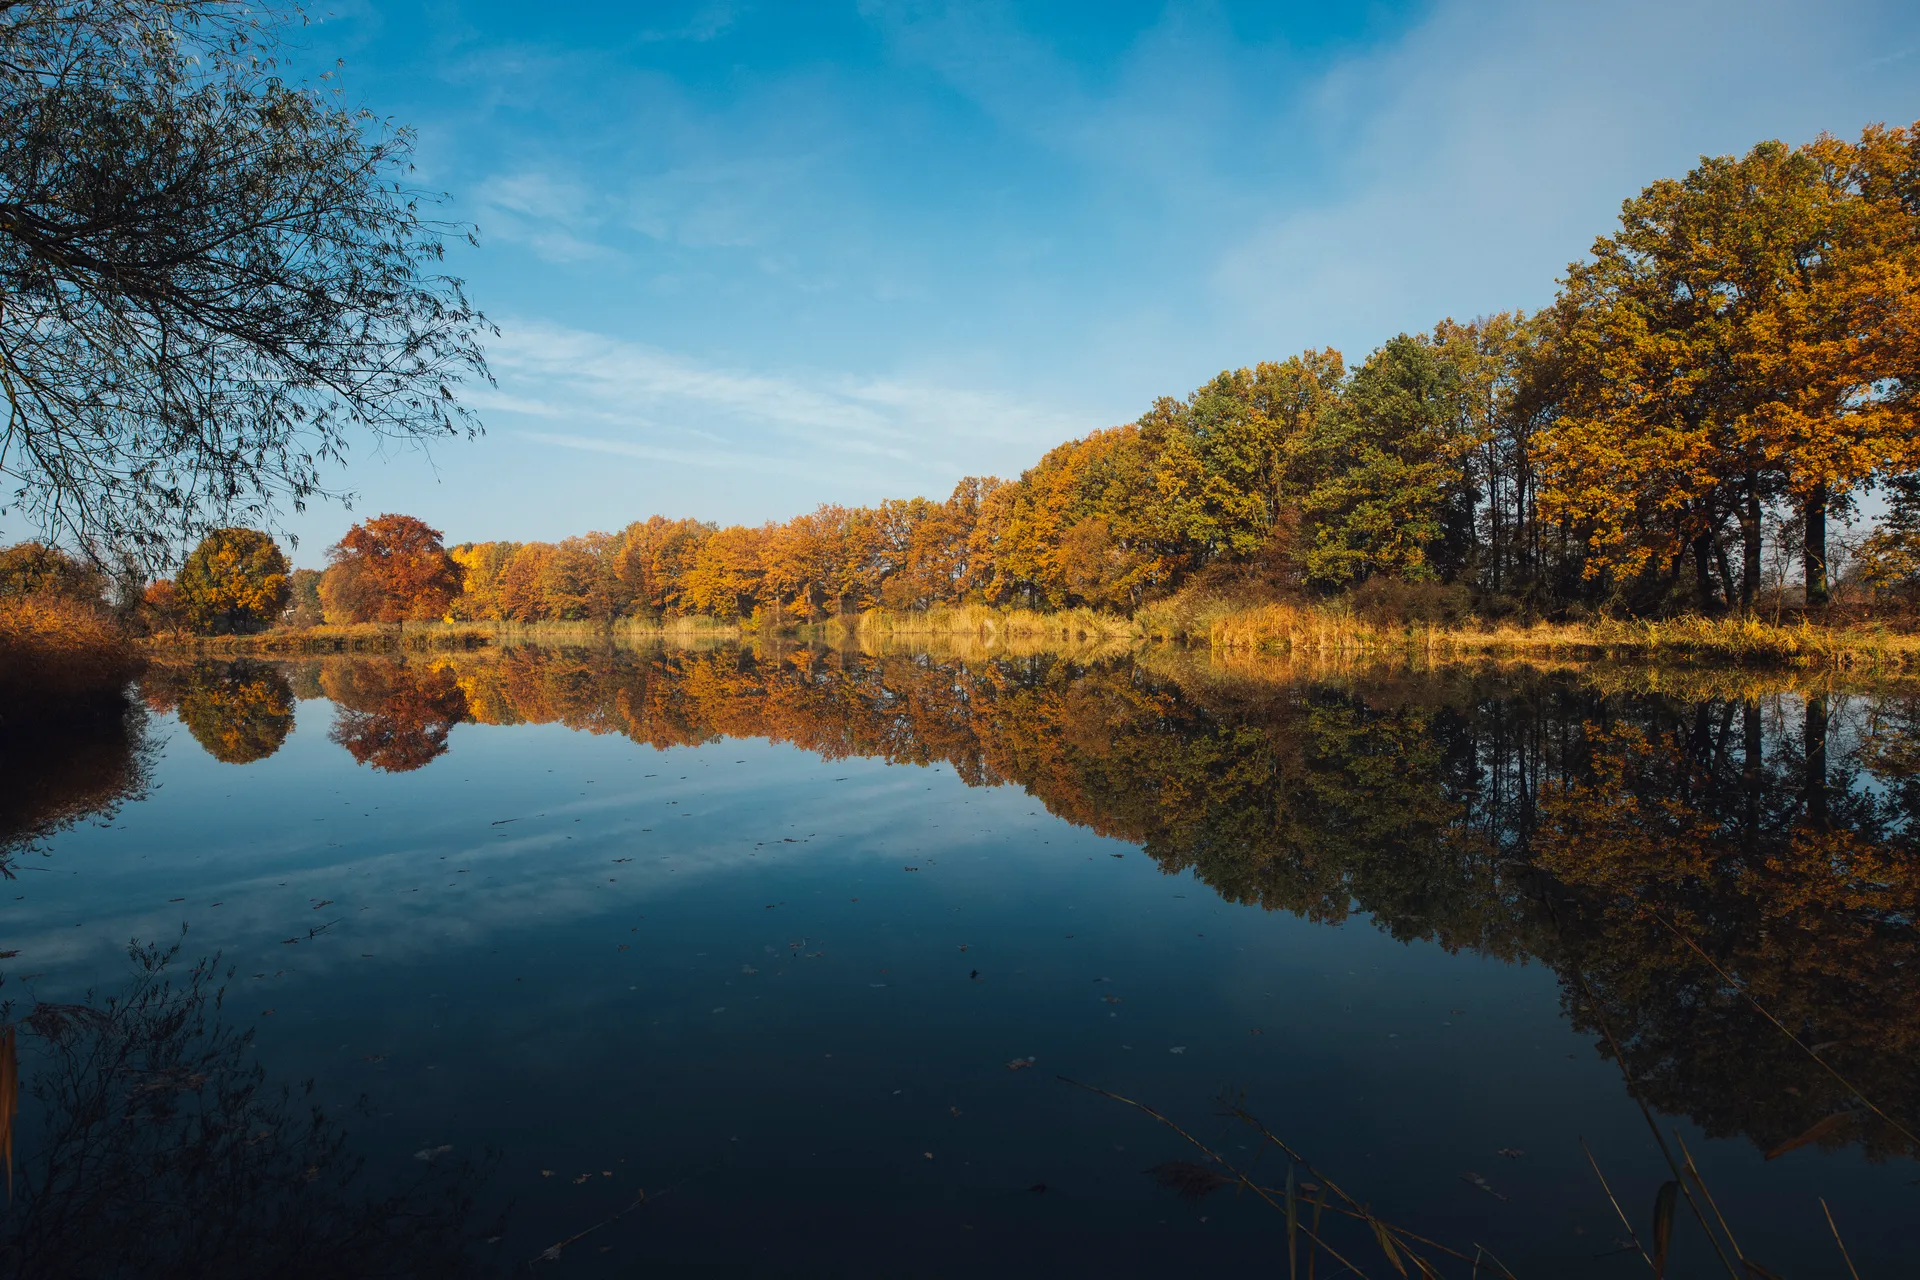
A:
1207,600,1920,671
0,596,143,723
150,621,494,654
856,604,1134,643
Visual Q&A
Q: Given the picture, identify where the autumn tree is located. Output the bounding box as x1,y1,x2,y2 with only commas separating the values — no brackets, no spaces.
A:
1540,123,1920,610
284,569,324,628
173,528,290,634
324,515,460,623
0,0,490,566
0,541,105,604
681,525,768,619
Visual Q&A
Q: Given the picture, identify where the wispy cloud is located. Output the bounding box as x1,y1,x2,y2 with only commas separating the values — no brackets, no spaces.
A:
469,319,1100,494
474,170,623,264
637,1,738,44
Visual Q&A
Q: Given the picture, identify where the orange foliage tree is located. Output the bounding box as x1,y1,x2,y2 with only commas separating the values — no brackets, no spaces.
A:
322,515,461,623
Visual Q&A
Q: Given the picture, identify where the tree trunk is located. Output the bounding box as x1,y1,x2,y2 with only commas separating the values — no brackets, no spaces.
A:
1692,532,1718,612
1743,698,1762,851
1804,693,1828,832
1740,472,1762,611
1803,482,1829,607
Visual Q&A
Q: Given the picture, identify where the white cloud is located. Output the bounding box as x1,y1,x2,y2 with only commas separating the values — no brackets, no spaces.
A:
468,318,1101,490
474,170,623,265
1210,0,1917,353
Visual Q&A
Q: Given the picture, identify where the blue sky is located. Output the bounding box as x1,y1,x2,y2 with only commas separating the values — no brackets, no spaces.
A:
70,2,1920,562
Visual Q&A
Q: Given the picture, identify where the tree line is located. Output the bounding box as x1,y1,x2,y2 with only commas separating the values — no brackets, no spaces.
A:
8,121,1917,632
363,121,1920,625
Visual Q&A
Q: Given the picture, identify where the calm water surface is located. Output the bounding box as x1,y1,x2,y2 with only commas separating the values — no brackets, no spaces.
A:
2,646,1915,1276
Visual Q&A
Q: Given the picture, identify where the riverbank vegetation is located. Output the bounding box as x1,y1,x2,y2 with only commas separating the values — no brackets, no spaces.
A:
0,545,142,725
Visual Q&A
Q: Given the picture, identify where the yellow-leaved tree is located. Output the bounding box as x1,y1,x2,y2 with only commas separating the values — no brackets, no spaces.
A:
1541,122,1920,608
174,528,290,634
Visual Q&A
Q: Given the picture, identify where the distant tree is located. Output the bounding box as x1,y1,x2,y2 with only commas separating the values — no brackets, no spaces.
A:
1299,336,1460,587
0,542,105,604
1857,475,1920,606
446,541,519,621
325,515,460,622
682,525,767,619
139,578,182,631
174,528,290,634
0,0,491,567
284,568,324,627
317,558,378,626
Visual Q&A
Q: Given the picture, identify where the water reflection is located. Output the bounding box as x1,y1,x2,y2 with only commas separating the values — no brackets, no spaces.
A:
0,696,151,869
320,660,468,773
133,647,1920,1166
0,942,500,1278
144,660,295,765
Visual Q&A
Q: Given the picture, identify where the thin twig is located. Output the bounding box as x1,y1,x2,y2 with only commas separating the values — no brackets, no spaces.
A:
1225,1104,1520,1279
1553,909,1741,1278
1221,1105,1505,1274
528,1190,646,1266
1819,1198,1860,1280
1580,1138,1653,1274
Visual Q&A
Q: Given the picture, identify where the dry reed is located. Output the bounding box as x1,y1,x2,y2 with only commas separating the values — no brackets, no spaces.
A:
0,596,142,722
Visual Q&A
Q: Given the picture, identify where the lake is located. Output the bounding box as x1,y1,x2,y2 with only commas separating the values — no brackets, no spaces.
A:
2,644,1915,1276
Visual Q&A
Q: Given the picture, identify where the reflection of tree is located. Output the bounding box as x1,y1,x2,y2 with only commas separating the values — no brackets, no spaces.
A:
0,700,151,869
261,648,1920,1160
1532,703,1920,1162
0,940,501,1278
322,660,469,772
145,661,295,764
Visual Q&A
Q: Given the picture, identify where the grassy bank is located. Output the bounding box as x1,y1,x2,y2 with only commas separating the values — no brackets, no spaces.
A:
853,604,1133,643
147,622,496,655
0,597,144,724
1205,601,1920,671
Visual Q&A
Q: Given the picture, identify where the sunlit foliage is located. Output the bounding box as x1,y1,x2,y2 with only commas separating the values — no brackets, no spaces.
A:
173,528,289,635
320,515,460,624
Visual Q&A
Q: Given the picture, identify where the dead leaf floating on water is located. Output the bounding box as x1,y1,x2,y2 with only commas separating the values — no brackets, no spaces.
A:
1006,1057,1036,1071
1496,1148,1525,1159
414,1145,453,1162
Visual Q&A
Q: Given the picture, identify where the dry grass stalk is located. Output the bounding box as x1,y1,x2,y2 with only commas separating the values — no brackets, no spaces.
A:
0,596,142,721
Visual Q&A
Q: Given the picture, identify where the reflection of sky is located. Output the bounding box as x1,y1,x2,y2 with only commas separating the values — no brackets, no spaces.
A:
6,1,1905,557
6,695,1915,1274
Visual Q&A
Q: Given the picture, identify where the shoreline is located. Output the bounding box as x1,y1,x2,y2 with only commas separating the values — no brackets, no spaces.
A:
125,604,1920,675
